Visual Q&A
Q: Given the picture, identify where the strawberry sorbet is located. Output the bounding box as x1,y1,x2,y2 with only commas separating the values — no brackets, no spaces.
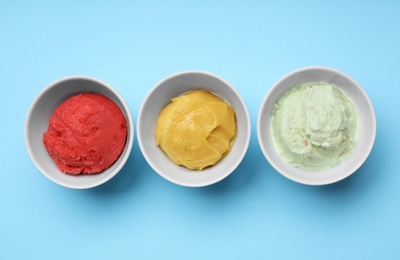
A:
43,93,127,175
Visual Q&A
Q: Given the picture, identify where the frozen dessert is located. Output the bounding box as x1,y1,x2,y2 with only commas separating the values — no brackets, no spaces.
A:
43,93,127,175
156,90,237,170
271,82,358,169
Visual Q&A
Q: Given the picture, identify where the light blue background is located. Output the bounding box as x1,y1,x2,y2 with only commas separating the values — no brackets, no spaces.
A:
1,1,399,259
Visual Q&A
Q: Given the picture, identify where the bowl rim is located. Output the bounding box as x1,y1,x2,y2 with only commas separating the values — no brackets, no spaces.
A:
24,75,134,189
137,70,251,187
257,66,377,185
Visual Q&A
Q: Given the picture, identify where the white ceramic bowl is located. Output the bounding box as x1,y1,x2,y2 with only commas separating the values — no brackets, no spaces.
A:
137,70,251,187
24,76,134,189
257,66,376,185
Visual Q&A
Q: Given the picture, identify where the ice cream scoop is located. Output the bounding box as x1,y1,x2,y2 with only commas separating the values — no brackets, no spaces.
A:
271,82,358,169
156,90,237,170
43,92,127,174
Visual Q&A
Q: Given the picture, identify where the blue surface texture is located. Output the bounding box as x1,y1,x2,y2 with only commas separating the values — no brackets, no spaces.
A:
1,1,399,259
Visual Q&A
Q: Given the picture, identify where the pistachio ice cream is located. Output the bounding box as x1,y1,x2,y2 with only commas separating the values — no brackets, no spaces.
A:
271,82,358,169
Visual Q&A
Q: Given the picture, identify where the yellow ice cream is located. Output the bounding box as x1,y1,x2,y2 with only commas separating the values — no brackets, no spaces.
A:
156,90,237,170
271,82,358,169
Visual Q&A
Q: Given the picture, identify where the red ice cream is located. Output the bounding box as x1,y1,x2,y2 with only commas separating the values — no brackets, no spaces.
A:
43,93,127,175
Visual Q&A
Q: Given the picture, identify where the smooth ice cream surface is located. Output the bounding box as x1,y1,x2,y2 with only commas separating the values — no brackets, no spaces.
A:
43,93,127,175
156,90,237,170
271,82,358,169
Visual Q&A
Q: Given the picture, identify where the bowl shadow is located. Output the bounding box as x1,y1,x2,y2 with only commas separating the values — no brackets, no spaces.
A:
86,145,147,196
196,138,268,196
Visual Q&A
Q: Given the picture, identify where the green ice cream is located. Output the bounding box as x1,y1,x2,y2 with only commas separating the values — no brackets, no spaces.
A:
271,82,358,170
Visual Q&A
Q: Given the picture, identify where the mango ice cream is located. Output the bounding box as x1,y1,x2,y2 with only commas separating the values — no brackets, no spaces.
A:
156,90,237,170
